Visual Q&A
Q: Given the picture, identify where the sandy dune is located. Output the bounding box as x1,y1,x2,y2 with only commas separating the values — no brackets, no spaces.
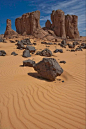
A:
0,36,86,129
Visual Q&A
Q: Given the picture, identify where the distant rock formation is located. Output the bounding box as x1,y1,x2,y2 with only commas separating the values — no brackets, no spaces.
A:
44,9,80,39
4,19,18,38
15,10,41,35
65,14,80,39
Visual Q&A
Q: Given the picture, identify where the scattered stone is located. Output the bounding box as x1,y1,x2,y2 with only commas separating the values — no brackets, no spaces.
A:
33,58,63,81
73,41,79,46
17,42,26,49
59,61,66,64
33,43,37,45
68,44,75,48
22,50,31,58
0,50,6,56
54,49,63,53
11,52,18,56
10,40,15,43
62,80,64,82
23,59,35,67
26,46,36,53
21,38,32,45
0,37,4,42
40,48,52,57
71,49,75,52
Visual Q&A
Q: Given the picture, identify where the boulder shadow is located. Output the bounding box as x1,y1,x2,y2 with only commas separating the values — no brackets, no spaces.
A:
27,72,51,82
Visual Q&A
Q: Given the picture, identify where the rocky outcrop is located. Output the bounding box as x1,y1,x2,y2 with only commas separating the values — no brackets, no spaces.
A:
4,19,18,38
15,10,41,35
65,14,80,39
51,10,66,38
45,20,51,29
44,9,80,39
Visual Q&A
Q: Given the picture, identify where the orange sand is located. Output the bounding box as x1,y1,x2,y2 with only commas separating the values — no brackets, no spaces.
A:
0,36,86,129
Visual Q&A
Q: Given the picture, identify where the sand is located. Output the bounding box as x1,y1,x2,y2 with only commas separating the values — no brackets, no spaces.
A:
0,36,86,129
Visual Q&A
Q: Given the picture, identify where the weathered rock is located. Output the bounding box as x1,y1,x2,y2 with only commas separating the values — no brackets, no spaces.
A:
53,49,63,53
33,58,63,81
21,38,32,45
10,40,15,43
45,20,51,29
15,10,41,35
68,44,75,48
4,19,18,38
60,40,67,47
23,59,35,67
11,52,18,56
26,46,36,53
17,42,26,49
73,41,79,46
40,48,52,57
0,50,6,56
59,61,66,64
51,10,66,38
65,15,80,39
22,50,31,58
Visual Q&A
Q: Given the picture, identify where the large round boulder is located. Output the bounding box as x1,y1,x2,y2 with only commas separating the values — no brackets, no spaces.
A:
33,58,63,81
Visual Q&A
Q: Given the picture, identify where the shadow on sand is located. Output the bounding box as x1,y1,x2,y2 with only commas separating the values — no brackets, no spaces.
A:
27,72,51,82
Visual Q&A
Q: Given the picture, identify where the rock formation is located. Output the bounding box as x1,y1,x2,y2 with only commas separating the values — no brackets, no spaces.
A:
15,10,41,35
51,10,66,38
65,14,80,39
44,9,80,39
45,20,51,29
4,19,18,38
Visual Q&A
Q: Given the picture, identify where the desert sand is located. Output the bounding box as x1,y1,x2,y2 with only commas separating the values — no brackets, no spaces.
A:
0,36,86,129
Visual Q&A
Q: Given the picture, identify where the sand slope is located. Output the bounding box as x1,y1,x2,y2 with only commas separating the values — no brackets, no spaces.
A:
0,37,86,129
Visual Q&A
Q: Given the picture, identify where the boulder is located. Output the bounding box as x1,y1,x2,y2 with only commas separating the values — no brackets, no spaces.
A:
4,19,18,38
11,52,18,56
68,44,75,48
21,38,32,45
40,48,52,57
26,45,36,53
33,58,63,81
53,49,63,53
0,50,6,56
23,59,35,67
59,61,66,64
17,42,26,49
22,50,31,58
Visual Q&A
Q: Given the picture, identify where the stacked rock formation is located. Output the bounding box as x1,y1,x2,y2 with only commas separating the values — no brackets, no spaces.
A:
15,10,41,35
4,19,17,38
45,9,80,39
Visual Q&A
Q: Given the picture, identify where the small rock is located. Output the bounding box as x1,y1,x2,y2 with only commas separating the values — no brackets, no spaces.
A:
11,52,18,56
22,50,31,58
26,46,36,53
23,59,35,67
59,61,66,64
0,50,6,56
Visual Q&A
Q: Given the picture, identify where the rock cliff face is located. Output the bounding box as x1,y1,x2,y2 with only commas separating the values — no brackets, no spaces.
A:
4,19,17,38
15,10,41,35
65,14,79,39
44,9,80,39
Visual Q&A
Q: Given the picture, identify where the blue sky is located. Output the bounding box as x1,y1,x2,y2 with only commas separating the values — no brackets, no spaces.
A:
0,0,86,36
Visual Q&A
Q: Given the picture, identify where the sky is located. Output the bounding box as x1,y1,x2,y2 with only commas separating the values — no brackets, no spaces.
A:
0,0,86,36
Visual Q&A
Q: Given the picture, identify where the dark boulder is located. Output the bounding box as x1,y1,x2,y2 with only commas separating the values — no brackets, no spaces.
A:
59,61,66,64
53,49,63,53
10,40,15,43
40,48,52,57
22,50,31,58
21,38,32,45
17,41,25,49
11,52,18,56
26,45,36,53
0,50,6,56
73,41,79,46
23,59,35,67
60,40,67,48
68,44,75,48
33,58,63,81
